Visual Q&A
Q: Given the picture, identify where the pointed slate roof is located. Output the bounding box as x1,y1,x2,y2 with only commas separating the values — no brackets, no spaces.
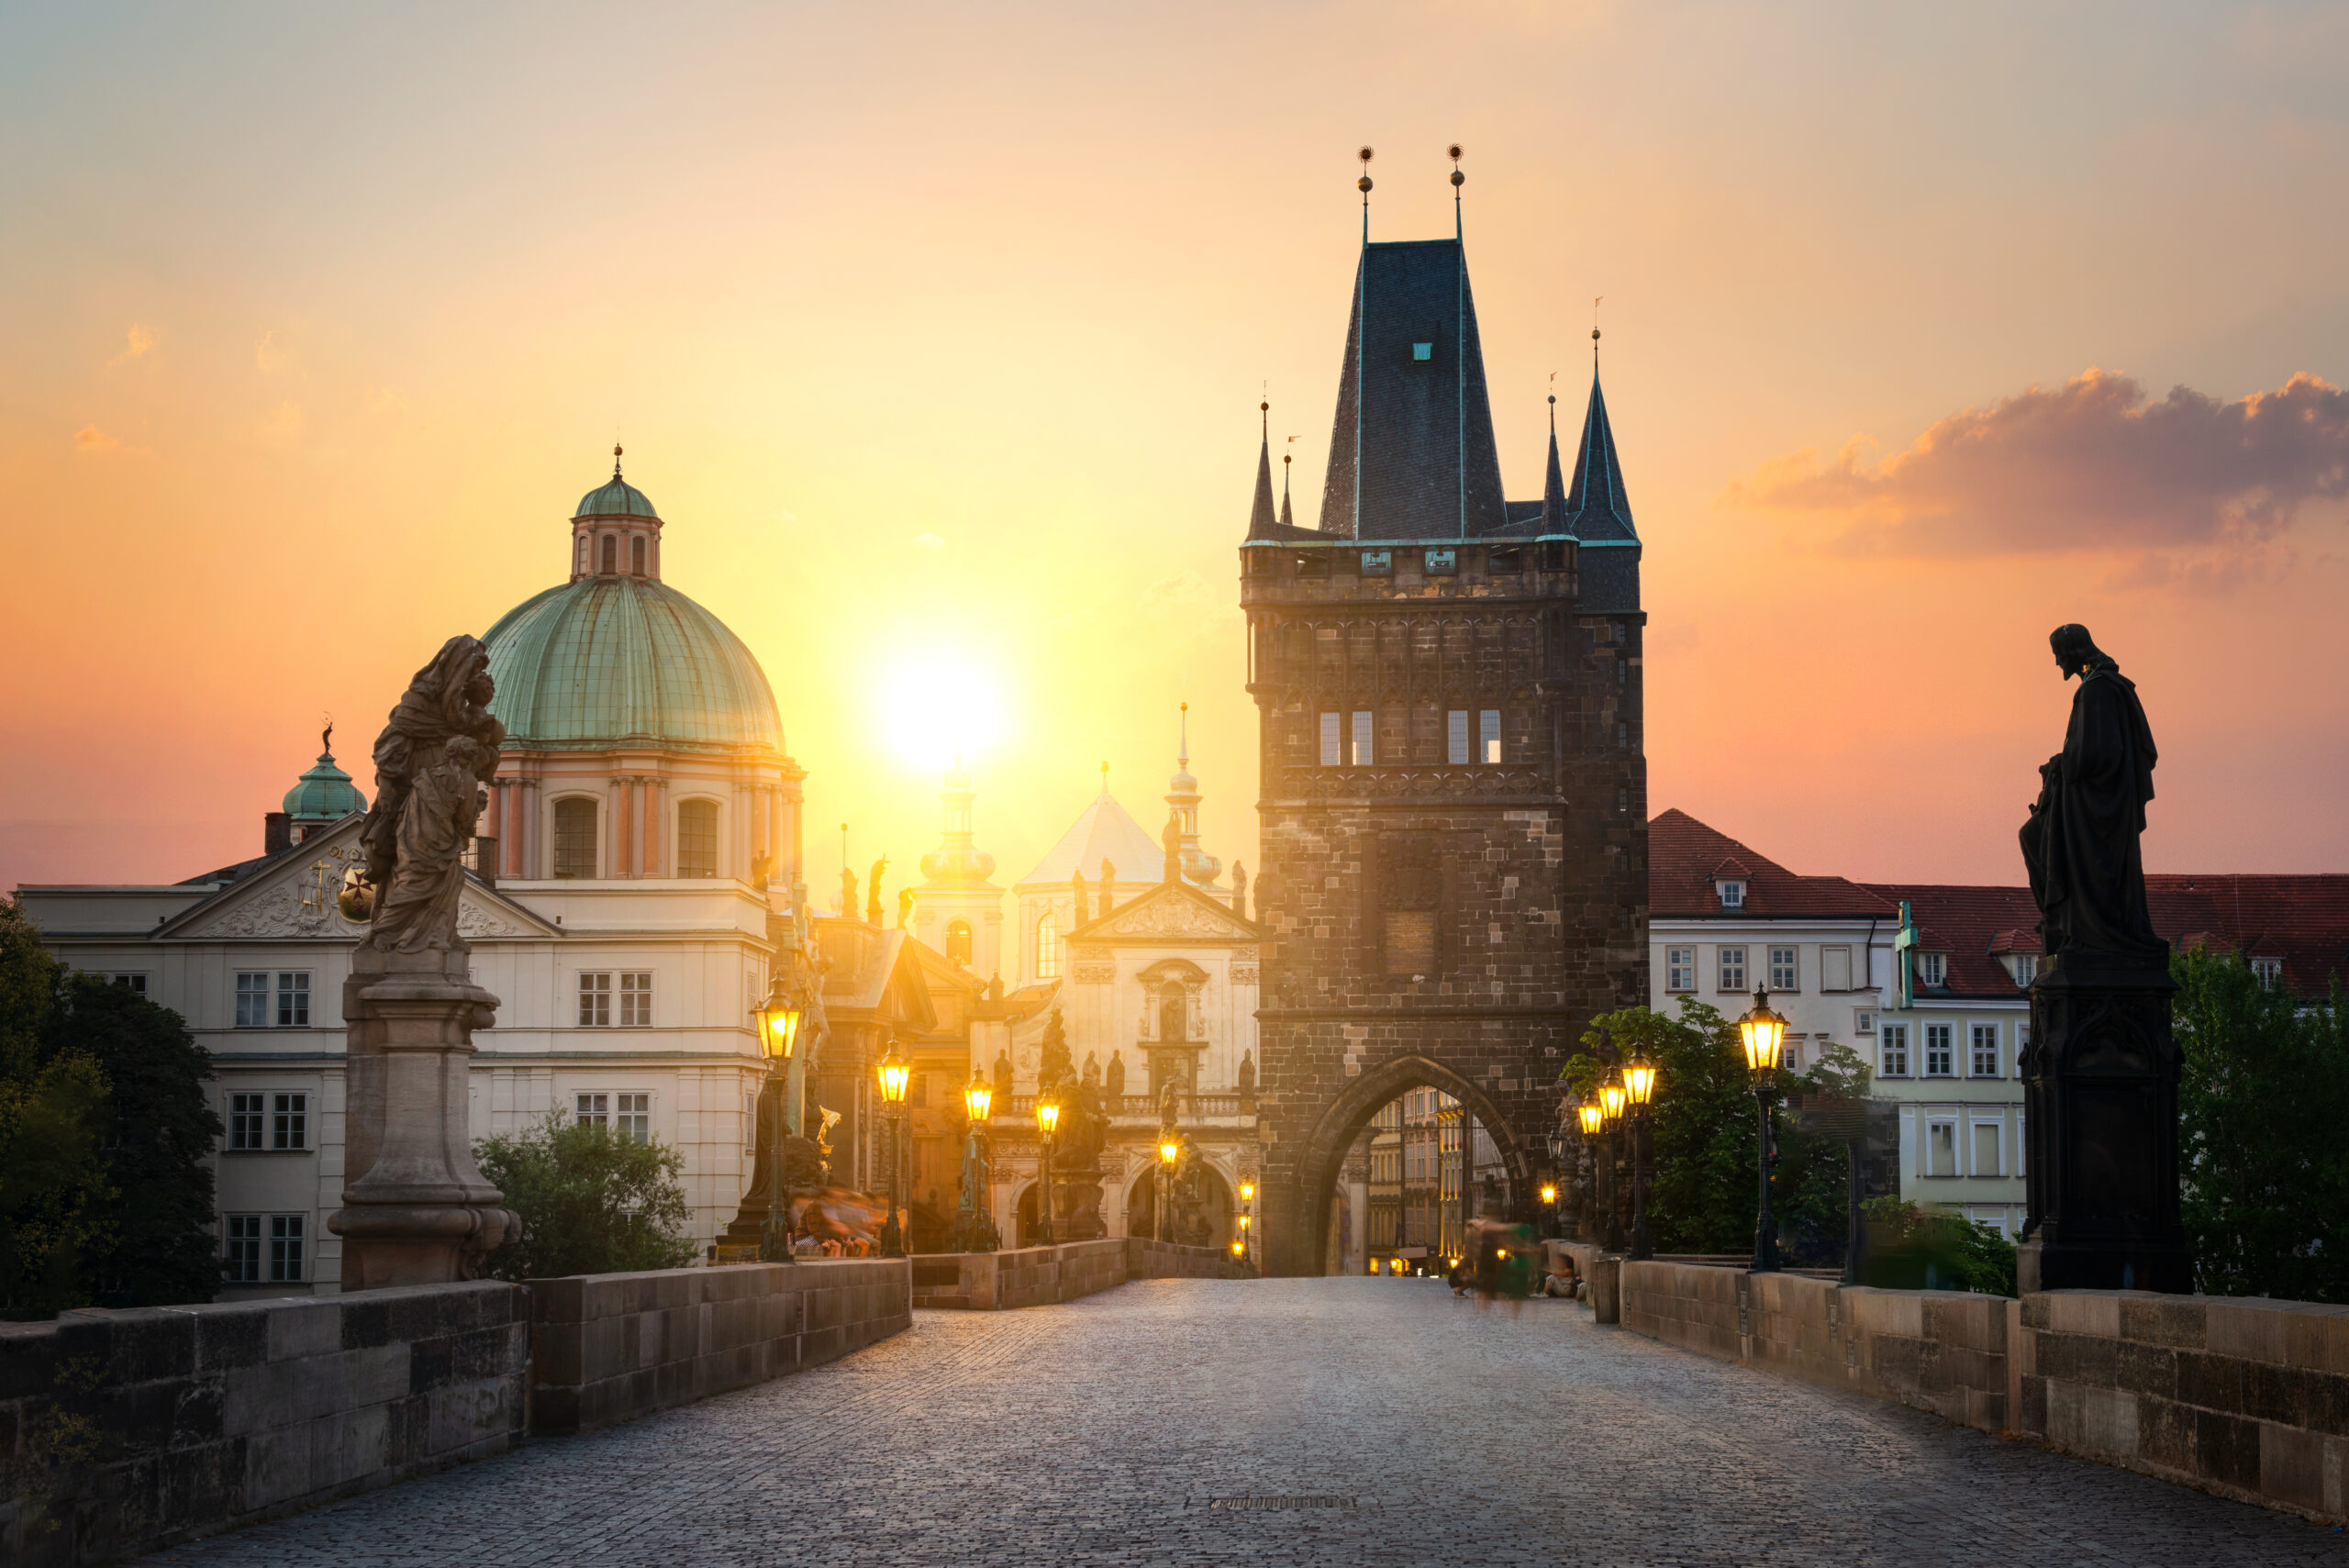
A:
1246,408,1279,539
1278,456,1295,528
1016,788,1166,889
1316,239,1508,540
1561,368,1637,542
1540,396,1568,529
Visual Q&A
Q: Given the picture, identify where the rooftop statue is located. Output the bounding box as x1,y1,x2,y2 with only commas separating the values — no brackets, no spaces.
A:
358,635,505,955
2019,625,2166,967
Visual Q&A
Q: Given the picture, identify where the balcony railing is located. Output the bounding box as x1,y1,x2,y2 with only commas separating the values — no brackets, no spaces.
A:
989,1092,1252,1123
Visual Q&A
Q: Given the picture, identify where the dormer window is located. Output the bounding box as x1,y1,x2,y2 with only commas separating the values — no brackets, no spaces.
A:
2252,956,2282,990
1717,880,1745,910
2008,953,2039,986
1917,951,1947,987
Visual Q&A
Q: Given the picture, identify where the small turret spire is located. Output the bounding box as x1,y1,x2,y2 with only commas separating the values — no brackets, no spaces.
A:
1542,373,1566,528
1245,396,1279,537
1357,145,1374,243
1449,143,1464,240
1279,436,1296,528
612,442,623,481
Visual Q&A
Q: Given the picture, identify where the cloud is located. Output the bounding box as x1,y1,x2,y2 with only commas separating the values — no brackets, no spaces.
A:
914,532,946,551
1726,370,2349,569
107,325,156,367
254,330,294,374
74,424,122,453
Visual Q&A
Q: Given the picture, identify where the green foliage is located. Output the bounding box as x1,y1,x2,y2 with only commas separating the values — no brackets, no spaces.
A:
1860,1197,2017,1296
475,1114,698,1281
2174,948,2349,1303
1587,1001,1855,1265
2,898,220,1316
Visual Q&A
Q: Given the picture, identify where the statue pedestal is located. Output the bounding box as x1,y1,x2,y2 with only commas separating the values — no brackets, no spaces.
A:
1054,1164,1108,1241
329,946,516,1288
2016,956,2194,1294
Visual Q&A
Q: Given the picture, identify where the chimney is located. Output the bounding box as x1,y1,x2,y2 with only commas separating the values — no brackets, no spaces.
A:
264,812,291,855
473,835,499,889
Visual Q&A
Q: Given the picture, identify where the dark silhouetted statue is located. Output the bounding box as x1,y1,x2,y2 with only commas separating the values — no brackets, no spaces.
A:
2019,624,2165,965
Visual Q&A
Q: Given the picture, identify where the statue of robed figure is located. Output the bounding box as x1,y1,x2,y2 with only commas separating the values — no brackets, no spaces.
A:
2012,624,2191,1295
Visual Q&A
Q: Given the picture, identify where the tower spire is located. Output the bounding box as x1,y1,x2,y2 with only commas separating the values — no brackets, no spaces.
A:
1358,145,1373,243
612,442,623,481
1561,316,1637,542
1246,397,1278,537
1279,437,1296,528
1542,373,1566,528
1449,143,1464,240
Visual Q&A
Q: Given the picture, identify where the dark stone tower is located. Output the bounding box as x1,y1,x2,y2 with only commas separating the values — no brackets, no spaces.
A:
1241,225,1648,1276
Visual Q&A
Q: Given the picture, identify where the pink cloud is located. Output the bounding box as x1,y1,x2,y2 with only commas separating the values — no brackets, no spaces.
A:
1726,370,2349,563
74,424,122,452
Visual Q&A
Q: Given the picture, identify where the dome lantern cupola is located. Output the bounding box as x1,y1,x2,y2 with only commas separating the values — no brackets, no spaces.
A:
571,445,665,583
283,725,366,832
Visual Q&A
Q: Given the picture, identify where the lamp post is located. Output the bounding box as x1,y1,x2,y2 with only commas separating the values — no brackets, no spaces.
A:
1238,1175,1257,1268
1574,1096,1604,1242
750,976,806,1262
948,1069,999,1252
1736,984,1790,1273
1622,1049,1659,1262
1598,1070,1628,1252
1157,1131,1181,1244
1033,1094,1061,1246
875,1042,911,1257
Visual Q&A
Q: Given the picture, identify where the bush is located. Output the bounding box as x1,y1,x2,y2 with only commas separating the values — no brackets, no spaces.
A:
1861,1197,2016,1296
474,1114,697,1281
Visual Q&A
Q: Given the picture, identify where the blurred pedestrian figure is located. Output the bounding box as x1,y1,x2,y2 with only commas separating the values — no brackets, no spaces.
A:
1468,1199,1537,1314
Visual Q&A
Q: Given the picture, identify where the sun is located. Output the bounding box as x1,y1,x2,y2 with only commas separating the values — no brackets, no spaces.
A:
876,652,1010,772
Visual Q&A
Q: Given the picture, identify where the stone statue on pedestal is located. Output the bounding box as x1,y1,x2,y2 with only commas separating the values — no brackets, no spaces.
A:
2015,624,2192,1294
331,636,518,1287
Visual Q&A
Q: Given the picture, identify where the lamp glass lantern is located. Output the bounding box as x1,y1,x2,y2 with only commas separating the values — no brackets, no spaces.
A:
1540,1182,1558,1206
1158,1137,1181,1166
1238,1177,1256,1203
1737,986,1790,1079
1598,1074,1627,1124
963,1071,993,1124
877,1042,911,1105
1035,1096,1062,1137
1623,1051,1658,1107
750,981,803,1062
1575,1098,1604,1137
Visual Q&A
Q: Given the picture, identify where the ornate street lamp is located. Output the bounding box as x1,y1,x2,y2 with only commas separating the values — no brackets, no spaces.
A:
947,1069,999,1252
1157,1132,1182,1244
1033,1093,1061,1246
875,1042,911,1257
749,976,806,1262
1574,1095,1604,1244
1736,984,1791,1273
1622,1049,1660,1262
1598,1070,1628,1252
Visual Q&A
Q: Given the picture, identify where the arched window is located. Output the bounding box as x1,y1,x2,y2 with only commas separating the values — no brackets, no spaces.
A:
576,535,590,574
1159,982,1186,1043
600,535,617,574
553,798,598,879
631,536,646,575
945,919,973,965
676,799,718,877
1034,912,1061,979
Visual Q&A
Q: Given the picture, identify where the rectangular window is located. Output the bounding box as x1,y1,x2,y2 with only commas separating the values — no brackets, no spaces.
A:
1927,1121,1957,1178
554,797,598,879
676,800,718,878
1970,1024,2000,1078
2252,957,2282,990
1719,947,1746,992
1319,712,1341,767
1925,1023,1954,1077
1880,1024,1909,1076
1769,947,1798,991
1665,948,1695,993
1616,721,1629,747
578,973,611,1027
1820,946,1853,992
1350,711,1373,766
272,1093,307,1151
1778,1040,1802,1072
235,973,270,1029
616,1093,650,1142
1447,710,1469,765
275,973,310,1028
224,1216,262,1284
576,1093,608,1128
1973,1121,2002,1177
1479,710,1501,764
1918,951,1947,987
111,973,148,995
1854,1008,1876,1035
619,972,652,1028
229,1093,266,1151
2010,953,2039,986
269,1216,306,1283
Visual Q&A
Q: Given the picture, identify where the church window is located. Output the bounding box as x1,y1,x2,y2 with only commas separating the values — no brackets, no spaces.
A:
1350,711,1373,766
600,535,618,574
577,973,611,1027
676,799,718,877
1479,710,1501,764
1447,710,1469,765
554,798,598,878
1035,912,1061,980
631,536,646,574
577,536,590,574
946,919,973,965
1160,983,1186,1043
1319,713,1341,766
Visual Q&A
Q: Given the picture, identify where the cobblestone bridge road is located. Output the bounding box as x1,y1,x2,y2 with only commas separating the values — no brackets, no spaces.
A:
150,1278,2347,1567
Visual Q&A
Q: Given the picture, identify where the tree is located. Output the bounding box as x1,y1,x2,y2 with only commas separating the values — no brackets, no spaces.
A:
474,1114,698,1281
2174,948,2349,1303
1,1051,112,1318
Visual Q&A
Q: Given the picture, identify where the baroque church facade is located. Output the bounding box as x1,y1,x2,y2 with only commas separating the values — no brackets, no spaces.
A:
1241,199,1651,1274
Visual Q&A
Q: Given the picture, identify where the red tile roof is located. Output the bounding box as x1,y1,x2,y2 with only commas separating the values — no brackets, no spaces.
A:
2145,874,2349,998
1650,809,1898,919
1863,884,2043,999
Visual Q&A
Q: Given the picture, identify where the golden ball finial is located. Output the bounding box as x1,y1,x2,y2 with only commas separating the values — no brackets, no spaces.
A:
1451,170,1464,187
1447,142,1463,161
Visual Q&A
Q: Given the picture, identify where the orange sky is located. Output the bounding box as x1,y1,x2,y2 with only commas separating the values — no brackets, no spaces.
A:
6,3,2349,901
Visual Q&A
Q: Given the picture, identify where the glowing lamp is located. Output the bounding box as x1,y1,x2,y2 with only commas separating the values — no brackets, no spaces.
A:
750,980,804,1062
1598,1073,1627,1124
1575,1098,1604,1138
1737,985,1790,1080
1035,1096,1061,1137
1231,1240,1246,1257
1158,1138,1181,1166
877,1042,911,1105
1237,1214,1250,1230
963,1070,993,1123
1239,1177,1256,1202
1540,1183,1558,1206
1624,1051,1658,1107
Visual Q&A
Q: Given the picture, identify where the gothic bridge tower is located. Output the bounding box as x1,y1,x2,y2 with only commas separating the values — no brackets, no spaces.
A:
1240,177,1648,1275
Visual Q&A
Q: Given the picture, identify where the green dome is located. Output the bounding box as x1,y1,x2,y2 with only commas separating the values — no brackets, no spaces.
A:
284,749,366,823
483,577,785,753
575,476,660,518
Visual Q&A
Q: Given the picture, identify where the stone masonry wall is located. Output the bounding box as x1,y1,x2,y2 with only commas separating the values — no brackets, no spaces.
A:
1,1282,529,1568
527,1258,908,1437
909,1240,1252,1310
1618,1262,2349,1525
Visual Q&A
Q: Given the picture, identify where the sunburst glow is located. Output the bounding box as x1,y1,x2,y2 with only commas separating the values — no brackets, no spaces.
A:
876,652,1010,772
